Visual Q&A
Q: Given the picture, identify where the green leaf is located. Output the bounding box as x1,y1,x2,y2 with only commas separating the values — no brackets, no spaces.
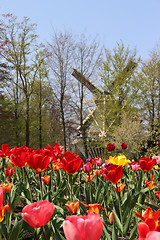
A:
8,218,23,240
103,224,111,240
0,222,9,240
112,222,118,240
112,207,123,234
123,210,132,236
129,218,138,240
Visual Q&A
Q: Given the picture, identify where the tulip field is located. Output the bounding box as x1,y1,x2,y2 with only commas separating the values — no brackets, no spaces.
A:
1,143,160,240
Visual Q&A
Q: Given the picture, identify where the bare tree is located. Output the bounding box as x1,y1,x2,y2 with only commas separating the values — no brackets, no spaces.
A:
73,33,103,158
47,30,76,151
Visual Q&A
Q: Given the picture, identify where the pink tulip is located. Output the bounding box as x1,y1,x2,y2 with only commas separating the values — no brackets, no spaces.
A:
146,231,160,240
22,200,55,228
63,213,103,240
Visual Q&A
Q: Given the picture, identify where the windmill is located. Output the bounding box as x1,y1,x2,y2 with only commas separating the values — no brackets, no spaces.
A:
71,68,125,157
72,59,137,157
72,68,126,136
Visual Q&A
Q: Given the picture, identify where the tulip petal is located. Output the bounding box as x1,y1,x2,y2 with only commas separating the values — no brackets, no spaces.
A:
137,222,150,239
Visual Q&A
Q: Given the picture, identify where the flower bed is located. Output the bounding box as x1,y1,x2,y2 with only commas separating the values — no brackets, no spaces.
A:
0,143,160,239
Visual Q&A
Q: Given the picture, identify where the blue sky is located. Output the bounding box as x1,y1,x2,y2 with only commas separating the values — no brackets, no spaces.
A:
0,0,160,60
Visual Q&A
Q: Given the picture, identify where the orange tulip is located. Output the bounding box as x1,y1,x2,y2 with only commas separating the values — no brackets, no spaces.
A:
144,174,156,190
42,175,50,184
93,169,101,177
81,202,105,214
113,183,126,192
65,201,79,214
85,174,94,182
0,186,10,222
108,211,115,224
1,182,13,193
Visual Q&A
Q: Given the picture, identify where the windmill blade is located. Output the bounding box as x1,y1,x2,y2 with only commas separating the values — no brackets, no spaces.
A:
72,68,109,95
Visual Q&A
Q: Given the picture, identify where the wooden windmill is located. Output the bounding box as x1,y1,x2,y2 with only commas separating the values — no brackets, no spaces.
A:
72,68,126,139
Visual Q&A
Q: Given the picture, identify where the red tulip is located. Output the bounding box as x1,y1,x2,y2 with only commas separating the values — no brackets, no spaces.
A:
5,166,15,180
101,164,123,183
10,146,30,167
137,222,150,240
0,144,11,158
139,156,156,172
27,149,52,173
106,143,115,151
44,143,64,161
121,143,127,149
63,213,103,240
22,200,55,228
0,186,10,222
60,151,83,174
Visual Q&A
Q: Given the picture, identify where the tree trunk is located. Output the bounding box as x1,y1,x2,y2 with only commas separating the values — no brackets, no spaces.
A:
60,95,67,151
26,96,30,147
39,79,42,149
15,69,20,146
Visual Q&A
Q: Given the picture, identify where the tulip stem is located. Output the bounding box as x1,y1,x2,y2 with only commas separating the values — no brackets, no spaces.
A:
116,183,123,230
24,167,33,203
70,174,73,201
39,172,43,200
41,226,47,240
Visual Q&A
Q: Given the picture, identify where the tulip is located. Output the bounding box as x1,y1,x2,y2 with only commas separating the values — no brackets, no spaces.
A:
86,158,93,164
121,143,127,149
41,175,50,184
52,162,60,171
144,175,156,190
152,155,160,165
82,162,93,173
5,166,15,180
135,207,160,226
109,155,130,167
106,143,115,151
137,222,150,240
93,169,101,176
44,143,64,161
139,156,156,172
1,182,13,193
27,149,52,173
101,164,123,183
85,174,94,182
113,183,126,192
0,186,10,222
155,191,160,200
60,151,83,174
0,144,11,158
129,160,140,172
65,201,79,214
145,231,160,240
22,200,55,228
108,211,115,224
63,213,103,240
10,146,30,167
81,202,105,214
93,157,102,166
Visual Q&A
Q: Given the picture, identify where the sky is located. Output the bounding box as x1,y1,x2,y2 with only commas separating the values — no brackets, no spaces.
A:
0,0,160,60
